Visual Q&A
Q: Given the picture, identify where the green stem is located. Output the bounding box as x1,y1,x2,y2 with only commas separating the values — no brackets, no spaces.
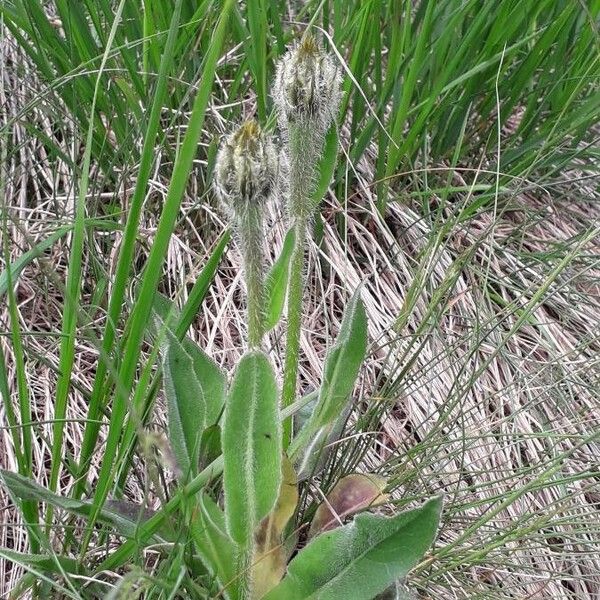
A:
237,545,254,600
281,123,323,447
281,219,307,447
239,206,265,348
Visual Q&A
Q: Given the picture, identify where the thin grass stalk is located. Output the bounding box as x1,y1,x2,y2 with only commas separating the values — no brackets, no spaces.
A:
1,193,41,558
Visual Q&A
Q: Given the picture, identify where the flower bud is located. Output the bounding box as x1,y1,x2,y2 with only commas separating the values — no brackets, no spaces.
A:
273,34,341,134
214,120,277,212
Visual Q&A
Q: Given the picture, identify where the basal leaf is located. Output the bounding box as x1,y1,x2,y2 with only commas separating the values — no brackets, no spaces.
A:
182,337,226,428
162,336,206,479
252,456,299,598
290,289,367,472
263,496,442,600
223,351,282,548
265,228,296,331
0,470,165,543
309,473,388,538
190,493,240,600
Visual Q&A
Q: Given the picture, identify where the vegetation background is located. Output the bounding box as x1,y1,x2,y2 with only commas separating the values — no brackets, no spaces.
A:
0,0,599,598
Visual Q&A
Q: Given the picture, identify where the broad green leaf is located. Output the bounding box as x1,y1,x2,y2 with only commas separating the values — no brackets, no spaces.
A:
252,456,299,598
290,289,367,472
0,470,164,543
263,496,442,600
309,473,388,538
190,493,239,600
153,303,226,432
264,228,296,331
223,351,282,548
162,336,205,479
182,337,226,428
312,127,339,208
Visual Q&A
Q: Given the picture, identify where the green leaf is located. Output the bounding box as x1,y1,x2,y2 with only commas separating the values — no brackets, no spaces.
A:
264,228,296,331
293,404,350,482
190,493,239,600
290,289,367,473
312,127,339,208
263,496,442,600
0,470,164,543
313,289,367,426
223,351,282,548
149,291,180,334
162,337,206,479
0,549,84,575
182,337,226,428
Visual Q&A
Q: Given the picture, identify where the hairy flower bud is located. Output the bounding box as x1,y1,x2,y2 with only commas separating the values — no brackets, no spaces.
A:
273,34,341,134
214,120,277,212
214,120,276,348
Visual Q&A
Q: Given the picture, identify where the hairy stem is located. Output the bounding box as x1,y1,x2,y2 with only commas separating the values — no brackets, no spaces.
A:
282,219,308,447
281,124,324,447
239,205,266,348
236,545,255,600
